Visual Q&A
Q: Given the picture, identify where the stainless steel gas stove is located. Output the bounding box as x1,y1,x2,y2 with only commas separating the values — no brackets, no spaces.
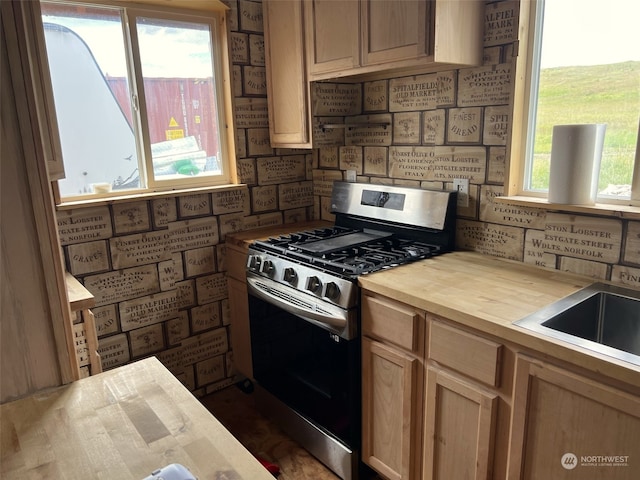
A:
245,182,457,480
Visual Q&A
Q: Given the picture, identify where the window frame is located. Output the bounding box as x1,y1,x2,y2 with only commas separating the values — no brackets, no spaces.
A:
507,0,640,207
38,0,237,204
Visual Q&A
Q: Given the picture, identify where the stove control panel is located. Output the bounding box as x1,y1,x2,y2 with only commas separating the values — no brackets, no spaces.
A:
246,249,356,309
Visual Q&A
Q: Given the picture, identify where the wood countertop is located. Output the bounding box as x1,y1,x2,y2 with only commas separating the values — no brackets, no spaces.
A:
358,251,640,389
0,357,275,480
65,271,95,311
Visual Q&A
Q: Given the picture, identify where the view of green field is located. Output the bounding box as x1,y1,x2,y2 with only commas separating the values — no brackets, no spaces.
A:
530,61,640,194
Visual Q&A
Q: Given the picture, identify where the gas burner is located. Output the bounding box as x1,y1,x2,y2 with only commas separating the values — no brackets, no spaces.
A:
263,227,358,250
313,257,373,276
255,228,445,277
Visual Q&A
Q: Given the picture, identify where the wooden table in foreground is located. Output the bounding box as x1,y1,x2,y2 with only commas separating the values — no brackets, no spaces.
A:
0,357,275,480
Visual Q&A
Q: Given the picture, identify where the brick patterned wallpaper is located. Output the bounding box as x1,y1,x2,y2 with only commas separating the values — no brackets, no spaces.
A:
57,0,640,394
57,0,314,395
309,0,640,289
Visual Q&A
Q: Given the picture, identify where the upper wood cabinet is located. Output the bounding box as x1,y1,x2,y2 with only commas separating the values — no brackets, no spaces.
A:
306,0,484,81
361,0,429,67
263,0,483,147
304,0,360,76
263,0,312,148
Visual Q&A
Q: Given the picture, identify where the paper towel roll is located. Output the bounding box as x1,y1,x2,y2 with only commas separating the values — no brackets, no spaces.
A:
548,124,606,205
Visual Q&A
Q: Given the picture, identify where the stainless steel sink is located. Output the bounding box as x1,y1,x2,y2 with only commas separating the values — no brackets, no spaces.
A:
514,283,640,367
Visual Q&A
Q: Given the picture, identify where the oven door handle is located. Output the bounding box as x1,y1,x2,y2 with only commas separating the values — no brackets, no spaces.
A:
246,275,355,339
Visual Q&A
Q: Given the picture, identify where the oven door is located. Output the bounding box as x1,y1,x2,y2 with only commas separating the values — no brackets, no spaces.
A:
247,273,360,448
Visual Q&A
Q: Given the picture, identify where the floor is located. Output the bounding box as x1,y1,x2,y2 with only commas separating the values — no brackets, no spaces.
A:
200,382,343,480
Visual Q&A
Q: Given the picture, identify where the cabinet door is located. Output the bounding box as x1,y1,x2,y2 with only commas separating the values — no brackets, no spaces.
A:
227,276,252,378
423,366,498,480
508,355,640,479
263,0,311,147
431,0,484,66
361,0,430,66
362,337,423,480
305,0,360,76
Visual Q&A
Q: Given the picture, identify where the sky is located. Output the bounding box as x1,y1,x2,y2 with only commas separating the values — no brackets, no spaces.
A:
541,0,640,68
42,15,213,78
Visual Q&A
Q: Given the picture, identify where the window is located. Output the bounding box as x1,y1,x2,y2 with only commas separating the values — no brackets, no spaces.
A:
40,0,234,199
512,0,640,204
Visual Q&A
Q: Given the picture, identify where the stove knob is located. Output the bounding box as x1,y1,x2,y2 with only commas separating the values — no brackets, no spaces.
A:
247,255,262,271
261,260,275,276
324,282,340,300
283,267,297,284
306,276,322,294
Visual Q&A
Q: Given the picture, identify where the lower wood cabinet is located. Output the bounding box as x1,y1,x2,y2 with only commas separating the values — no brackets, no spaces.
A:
508,354,640,480
362,337,423,480
66,272,101,377
226,242,253,379
361,290,640,480
361,292,425,480
424,317,503,480
423,366,498,480
227,276,252,379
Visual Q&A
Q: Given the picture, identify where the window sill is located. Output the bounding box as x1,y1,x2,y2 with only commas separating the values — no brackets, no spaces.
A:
496,196,640,220
55,184,246,211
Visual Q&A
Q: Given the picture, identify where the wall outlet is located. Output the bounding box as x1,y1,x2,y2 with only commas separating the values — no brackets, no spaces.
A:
345,170,357,182
453,178,469,208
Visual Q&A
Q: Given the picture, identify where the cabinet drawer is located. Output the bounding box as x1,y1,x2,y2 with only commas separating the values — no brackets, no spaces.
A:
429,319,502,387
362,294,424,354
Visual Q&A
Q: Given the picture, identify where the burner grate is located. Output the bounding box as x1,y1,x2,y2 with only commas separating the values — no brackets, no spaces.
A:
303,239,442,275
256,227,356,250
252,228,445,276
